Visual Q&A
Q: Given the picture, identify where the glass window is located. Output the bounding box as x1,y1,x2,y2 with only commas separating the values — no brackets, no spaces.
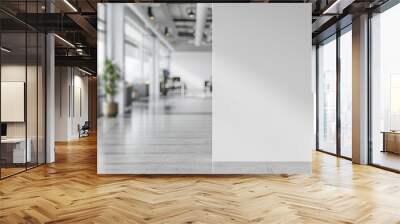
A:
1,30,28,178
0,2,46,179
98,4,106,117
143,35,154,85
124,18,143,84
318,36,337,154
371,3,400,171
38,32,45,165
27,30,38,169
98,3,106,74
340,28,352,158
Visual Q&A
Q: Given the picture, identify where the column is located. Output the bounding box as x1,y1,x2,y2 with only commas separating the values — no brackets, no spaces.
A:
352,14,369,164
106,4,125,116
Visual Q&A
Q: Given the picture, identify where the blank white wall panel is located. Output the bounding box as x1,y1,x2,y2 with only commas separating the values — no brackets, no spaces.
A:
212,4,313,173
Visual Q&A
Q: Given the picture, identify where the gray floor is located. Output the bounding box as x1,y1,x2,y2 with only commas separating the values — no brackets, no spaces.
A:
98,96,212,174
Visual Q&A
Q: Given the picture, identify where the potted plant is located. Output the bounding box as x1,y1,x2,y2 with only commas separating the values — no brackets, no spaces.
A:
102,59,120,117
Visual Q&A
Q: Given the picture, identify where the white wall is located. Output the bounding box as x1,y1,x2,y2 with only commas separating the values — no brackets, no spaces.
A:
55,67,68,141
170,51,212,91
212,4,312,173
55,67,89,141
71,74,89,138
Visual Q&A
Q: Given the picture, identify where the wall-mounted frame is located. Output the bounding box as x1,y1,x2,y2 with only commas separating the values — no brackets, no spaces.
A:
1,82,25,122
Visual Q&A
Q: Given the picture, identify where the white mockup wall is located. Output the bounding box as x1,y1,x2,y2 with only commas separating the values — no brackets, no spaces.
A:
212,4,313,173
170,51,212,91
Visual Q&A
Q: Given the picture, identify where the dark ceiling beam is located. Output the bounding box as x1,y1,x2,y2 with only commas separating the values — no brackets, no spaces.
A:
55,55,97,72
176,24,210,29
11,12,96,47
312,14,352,44
48,1,95,46
312,15,335,33
176,25,193,29
13,13,84,32
67,13,97,44
178,32,194,38
86,0,97,12
80,12,97,17
269,0,305,2
173,18,212,23
323,0,356,14
0,19,27,31
55,47,96,55
102,0,216,2
0,8,37,31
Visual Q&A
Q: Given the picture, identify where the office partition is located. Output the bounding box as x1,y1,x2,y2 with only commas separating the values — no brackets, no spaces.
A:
0,1,47,179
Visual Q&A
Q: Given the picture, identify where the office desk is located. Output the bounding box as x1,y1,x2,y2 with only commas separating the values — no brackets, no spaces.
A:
382,131,400,154
1,138,31,163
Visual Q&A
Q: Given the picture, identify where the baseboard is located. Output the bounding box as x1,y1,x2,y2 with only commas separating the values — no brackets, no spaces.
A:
97,161,312,175
212,161,312,174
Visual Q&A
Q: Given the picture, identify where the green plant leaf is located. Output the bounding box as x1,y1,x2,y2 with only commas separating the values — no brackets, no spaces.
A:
102,59,121,98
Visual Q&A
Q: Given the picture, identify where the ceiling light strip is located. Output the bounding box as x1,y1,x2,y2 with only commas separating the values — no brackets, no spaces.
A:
323,0,343,14
78,67,93,76
1,47,11,53
54,34,75,48
63,0,78,12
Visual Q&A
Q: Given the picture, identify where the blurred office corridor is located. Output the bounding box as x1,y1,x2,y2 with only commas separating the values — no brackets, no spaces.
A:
98,95,212,174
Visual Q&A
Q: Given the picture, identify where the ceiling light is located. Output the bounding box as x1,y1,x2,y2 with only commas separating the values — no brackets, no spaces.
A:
63,0,78,12
188,9,195,18
54,34,75,48
322,0,348,14
164,27,171,37
148,7,155,21
1,47,11,53
76,48,84,55
78,67,93,76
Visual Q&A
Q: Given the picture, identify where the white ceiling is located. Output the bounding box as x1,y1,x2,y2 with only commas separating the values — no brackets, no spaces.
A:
141,3,212,52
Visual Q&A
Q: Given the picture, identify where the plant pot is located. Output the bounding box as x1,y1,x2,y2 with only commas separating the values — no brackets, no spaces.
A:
103,101,118,117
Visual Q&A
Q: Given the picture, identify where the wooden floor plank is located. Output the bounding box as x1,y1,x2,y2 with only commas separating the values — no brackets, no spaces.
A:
0,135,400,223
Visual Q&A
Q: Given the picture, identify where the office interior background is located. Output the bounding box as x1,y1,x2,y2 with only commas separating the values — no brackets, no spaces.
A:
1,0,400,223
97,3,214,174
0,0,97,179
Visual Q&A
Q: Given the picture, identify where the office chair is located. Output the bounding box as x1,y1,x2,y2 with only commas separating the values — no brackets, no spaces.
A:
79,121,90,138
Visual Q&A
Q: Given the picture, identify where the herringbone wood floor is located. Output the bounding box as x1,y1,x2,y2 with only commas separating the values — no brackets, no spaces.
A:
1,135,400,224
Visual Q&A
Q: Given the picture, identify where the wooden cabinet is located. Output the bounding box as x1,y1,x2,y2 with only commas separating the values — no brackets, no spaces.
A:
382,132,400,154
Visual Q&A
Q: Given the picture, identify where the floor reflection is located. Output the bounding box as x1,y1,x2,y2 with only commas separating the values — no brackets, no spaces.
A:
98,96,212,174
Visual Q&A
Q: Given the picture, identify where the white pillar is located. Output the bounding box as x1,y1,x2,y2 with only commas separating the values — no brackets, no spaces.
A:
46,33,55,163
107,4,125,116
152,40,160,99
352,14,369,164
